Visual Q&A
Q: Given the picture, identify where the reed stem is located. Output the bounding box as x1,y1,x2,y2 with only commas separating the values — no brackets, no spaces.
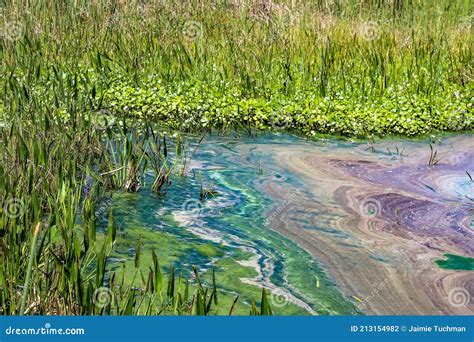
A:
20,223,41,316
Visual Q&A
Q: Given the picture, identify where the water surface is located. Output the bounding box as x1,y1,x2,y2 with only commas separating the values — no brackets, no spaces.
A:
102,132,474,315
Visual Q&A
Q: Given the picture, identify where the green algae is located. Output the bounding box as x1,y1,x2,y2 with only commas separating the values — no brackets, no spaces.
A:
196,243,225,258
435,254,474,271
97,135,360,315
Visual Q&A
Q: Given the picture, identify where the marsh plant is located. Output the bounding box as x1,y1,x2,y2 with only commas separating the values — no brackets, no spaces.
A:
386,145,407,157
466,171,473,182
198,172,219,200
0,114,272,315
0,0,472,316
428,144,443,167
1,0,472,136
0,55,265,315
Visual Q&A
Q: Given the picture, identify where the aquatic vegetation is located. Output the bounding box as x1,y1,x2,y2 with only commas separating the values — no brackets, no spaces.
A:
197,172,218,200
0,0,472,317
435,254,474,271
0,98,270,315
1,0,472,137
102,79,472,137
386,146,407,157
466,171,473,182
105,149,358,316
428,144,442,166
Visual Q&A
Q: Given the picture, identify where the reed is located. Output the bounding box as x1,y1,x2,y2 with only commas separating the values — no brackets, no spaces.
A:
0,0,472,316
466,171,473,182
428,143,442,166
0,1,472,136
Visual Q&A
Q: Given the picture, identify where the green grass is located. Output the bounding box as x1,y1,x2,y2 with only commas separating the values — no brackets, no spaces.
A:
1,0,473,136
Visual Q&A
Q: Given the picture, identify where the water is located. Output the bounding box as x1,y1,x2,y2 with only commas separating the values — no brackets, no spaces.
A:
100,132,474,315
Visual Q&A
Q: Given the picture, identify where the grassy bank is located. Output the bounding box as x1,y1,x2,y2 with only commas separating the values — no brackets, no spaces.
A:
1,0,472,136
0,0,472,316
